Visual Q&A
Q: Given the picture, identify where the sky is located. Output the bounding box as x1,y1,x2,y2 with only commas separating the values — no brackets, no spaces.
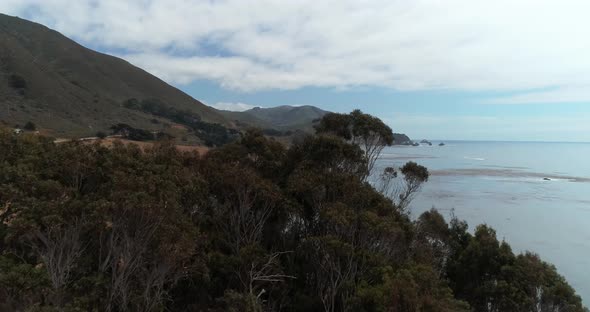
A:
2,0,590,141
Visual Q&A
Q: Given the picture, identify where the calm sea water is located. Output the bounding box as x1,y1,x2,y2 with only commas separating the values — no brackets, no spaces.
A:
376,141,590,304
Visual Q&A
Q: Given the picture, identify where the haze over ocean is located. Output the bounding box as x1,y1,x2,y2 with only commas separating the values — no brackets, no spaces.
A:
376,141,590,304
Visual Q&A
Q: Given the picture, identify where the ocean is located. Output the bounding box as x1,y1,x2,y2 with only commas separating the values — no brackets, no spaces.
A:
376,141,590,304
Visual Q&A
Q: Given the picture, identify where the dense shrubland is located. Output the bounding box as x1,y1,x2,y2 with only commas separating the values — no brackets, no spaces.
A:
123,98,238,146
0,111,585,311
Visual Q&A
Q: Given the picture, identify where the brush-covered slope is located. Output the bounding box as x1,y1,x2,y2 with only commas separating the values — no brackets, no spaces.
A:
0,13,228,139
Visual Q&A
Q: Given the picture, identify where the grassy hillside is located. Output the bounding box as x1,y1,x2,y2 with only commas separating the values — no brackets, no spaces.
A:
0,13,228,140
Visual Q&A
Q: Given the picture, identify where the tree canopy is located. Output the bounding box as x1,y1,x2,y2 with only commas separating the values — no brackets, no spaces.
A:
0,113,586,312
315,109,394,180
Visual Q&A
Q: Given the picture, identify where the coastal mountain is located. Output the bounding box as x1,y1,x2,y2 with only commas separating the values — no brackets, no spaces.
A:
0,13,227,139
220,105,329,132
0,14,413,145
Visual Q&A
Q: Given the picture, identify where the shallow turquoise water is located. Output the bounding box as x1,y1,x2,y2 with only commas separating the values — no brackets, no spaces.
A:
376,141,590,304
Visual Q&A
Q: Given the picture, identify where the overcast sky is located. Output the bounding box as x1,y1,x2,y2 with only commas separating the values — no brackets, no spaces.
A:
2,0,590,141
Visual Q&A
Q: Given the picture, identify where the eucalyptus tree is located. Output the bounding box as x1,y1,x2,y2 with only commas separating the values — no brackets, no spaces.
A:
315,109,394,180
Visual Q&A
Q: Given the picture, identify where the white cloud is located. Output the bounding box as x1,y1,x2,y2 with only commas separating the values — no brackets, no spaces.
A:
211,102,256,112
4,0,590,101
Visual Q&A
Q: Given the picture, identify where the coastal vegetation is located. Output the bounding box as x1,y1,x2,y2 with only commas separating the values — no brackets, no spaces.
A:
0,111,586,311
122,99,238,146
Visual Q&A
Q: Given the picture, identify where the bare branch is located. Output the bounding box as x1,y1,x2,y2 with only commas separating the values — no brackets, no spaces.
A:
246,251,295,307
31,219,86,307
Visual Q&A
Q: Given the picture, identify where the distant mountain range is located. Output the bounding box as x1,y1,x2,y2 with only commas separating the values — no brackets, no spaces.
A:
0,13,411,145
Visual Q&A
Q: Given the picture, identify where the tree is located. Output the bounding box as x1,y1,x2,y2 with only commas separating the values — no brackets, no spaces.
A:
315,110,394,179
24,121,36,131
384,265,470,312
30,221,86,307
0,255,49,311
444,223,587,312
378,161,429,212
0,114,586,312
110,123,154,141
306,237,357,312
210,166,281,254
96,131,107,139
413,209,452,274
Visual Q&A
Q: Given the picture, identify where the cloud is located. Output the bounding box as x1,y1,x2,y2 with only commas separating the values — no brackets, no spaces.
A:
211,102,256,112
4,0,590,100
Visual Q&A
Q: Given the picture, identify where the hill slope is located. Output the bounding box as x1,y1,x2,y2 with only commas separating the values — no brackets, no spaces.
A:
0,13,228,138
221,105,329,132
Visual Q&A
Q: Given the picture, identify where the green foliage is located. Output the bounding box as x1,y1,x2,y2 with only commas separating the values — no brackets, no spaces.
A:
95,131,107,139
315,109,395,179
0,255,50,310
110,123,155,141
444,219,587,312
314,112,353,140
401,161,429,183
123,98,238,146
24,121,37,131
315,109,394,146
0,113,586,312
350,265,470,312
377,162,430,212
348,109,394,146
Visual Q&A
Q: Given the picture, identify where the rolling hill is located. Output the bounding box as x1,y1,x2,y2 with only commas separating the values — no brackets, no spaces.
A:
0,13,228,141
